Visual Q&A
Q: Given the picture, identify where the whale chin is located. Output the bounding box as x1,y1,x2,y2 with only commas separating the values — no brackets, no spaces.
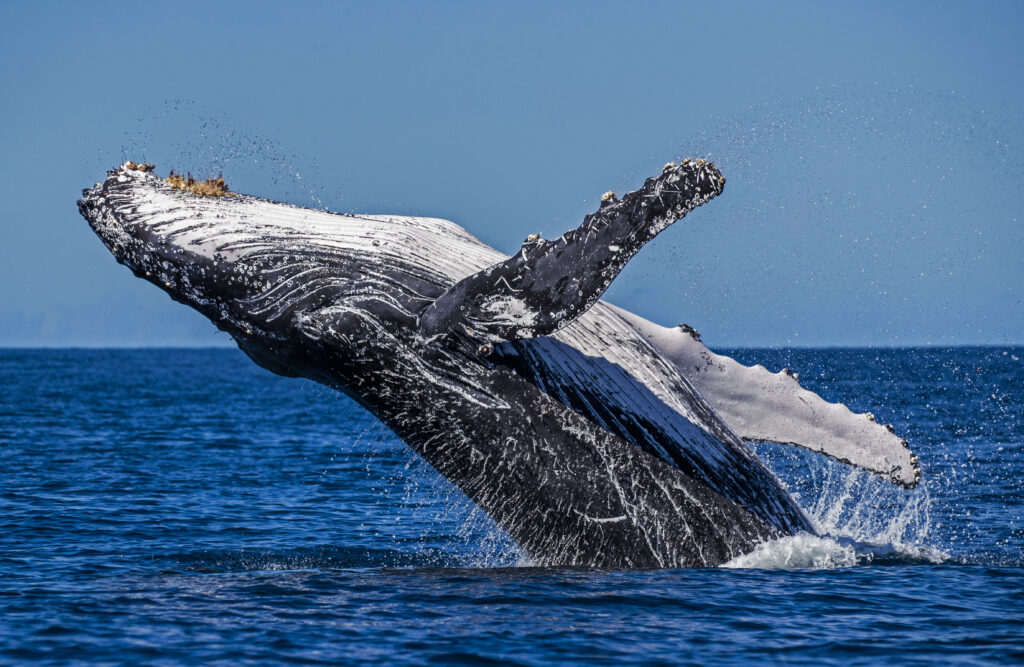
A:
78,160,918,568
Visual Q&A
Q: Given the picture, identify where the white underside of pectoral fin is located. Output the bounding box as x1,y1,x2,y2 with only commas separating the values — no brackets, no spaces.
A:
606,304,921,488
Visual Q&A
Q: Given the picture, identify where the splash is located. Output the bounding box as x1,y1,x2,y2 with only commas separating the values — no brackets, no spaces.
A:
396,452,524,568
338,413,522,569
722,533,947,569
724,443,950,569
116,99,334,210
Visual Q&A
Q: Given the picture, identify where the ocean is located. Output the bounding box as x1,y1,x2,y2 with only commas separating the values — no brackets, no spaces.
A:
1,347,1021,664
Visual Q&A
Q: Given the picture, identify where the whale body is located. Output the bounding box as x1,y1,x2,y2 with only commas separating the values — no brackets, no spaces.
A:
78,161,919,568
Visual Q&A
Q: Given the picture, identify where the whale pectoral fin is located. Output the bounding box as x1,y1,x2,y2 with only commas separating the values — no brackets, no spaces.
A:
417,160,726,349
608,304,922,488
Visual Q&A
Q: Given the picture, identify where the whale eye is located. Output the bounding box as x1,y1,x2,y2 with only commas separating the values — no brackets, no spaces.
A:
477,344,492,357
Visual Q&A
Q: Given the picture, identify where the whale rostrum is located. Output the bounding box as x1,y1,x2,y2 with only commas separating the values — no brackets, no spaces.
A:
78,160,919,567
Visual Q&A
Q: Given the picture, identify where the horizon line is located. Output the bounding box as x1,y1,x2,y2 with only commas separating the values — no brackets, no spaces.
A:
2,343,1021,352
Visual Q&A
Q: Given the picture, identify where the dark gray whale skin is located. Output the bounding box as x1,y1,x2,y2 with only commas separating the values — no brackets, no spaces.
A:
78,160,811,568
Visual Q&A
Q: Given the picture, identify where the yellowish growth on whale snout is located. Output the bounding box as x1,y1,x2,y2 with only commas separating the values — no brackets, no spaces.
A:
126,161,155,172
165,170,236,197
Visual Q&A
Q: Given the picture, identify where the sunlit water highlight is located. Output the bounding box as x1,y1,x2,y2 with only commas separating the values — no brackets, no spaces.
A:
1,347,1021,664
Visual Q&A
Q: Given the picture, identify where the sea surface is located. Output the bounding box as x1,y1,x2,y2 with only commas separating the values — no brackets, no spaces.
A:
1,347,1022,665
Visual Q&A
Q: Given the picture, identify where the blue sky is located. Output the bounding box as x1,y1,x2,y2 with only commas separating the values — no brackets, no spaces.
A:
1,1,1021,347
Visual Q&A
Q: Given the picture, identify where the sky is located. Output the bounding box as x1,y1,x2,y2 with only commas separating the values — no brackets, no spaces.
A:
0,0,1021,347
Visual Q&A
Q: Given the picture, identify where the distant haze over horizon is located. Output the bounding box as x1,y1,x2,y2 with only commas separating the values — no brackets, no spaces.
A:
1,2,1021,347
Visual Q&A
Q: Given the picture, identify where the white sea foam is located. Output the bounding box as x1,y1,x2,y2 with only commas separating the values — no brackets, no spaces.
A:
724,448,951,569
723,533,859,569
722,532,948,570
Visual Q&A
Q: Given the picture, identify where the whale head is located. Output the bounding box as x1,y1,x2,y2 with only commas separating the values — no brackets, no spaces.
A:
78,162,500,354
80,163,333,344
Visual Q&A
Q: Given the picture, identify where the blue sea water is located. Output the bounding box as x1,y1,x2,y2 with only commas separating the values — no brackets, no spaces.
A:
1,347,1022,665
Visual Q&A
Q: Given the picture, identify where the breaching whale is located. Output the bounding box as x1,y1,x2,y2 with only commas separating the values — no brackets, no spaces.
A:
79,160,919,568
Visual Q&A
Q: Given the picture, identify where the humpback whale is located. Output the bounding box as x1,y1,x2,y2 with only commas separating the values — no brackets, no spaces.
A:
78,160,919,568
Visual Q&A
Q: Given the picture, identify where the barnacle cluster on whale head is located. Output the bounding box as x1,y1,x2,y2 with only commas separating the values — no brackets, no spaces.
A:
121,160,238,198
165,169,236,197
